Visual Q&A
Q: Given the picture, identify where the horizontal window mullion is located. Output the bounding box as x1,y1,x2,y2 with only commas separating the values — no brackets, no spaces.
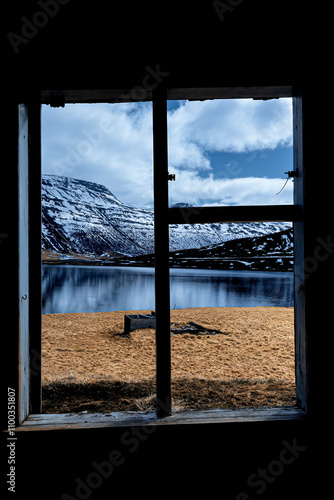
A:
168,205,302,225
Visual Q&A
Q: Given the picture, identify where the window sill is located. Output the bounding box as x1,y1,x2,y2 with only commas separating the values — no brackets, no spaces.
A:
15,406,306,432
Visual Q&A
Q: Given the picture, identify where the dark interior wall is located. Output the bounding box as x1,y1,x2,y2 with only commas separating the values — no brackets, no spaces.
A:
1,1,332,498
4,0,309,92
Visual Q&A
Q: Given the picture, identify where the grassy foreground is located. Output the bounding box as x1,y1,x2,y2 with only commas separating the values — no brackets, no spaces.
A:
42,307,296,413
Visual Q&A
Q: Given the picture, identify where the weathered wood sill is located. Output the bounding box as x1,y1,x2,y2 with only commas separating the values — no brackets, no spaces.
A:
16,406,306,432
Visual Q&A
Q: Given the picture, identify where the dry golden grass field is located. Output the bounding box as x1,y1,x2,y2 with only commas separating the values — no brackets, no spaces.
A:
42,307,296,413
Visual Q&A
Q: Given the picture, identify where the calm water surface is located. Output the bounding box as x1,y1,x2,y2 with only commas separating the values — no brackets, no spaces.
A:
42,265,293,314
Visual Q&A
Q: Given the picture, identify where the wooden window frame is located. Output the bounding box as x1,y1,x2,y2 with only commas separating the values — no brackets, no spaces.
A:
16,86,307,430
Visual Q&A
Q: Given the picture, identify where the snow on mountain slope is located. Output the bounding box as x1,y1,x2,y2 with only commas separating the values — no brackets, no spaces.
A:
42,175,291,257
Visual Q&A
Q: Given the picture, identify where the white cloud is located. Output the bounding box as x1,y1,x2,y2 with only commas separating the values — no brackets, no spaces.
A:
169,170,293,206
167,98,293,170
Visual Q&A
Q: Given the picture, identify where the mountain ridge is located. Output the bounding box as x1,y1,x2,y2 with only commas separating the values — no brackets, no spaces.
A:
42,174,292,260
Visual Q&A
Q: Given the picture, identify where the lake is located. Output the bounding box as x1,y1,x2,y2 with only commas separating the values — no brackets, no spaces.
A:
42,265,294,314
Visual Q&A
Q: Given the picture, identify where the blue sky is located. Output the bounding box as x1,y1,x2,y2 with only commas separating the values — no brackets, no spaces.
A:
42,98,293,207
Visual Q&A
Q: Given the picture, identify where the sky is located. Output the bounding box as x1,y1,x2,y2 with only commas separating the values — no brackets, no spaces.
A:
41,98,294,208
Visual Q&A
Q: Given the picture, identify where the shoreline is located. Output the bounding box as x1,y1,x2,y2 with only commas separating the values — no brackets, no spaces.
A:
42,250,293,271
42,259,293,272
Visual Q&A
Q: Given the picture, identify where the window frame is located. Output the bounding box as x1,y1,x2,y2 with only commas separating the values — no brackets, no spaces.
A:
17,86,307,430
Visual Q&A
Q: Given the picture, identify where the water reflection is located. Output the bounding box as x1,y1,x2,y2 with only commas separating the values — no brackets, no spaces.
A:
42,266,293,314
169,269,293,309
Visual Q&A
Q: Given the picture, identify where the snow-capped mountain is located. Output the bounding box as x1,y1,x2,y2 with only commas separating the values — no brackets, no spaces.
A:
42,175,291,257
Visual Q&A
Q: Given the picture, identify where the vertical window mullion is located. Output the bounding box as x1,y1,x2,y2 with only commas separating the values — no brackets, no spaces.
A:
153,88,172,417
18,104,30,424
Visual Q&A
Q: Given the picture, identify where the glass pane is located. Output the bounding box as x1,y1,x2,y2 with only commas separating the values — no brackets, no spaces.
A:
41,102,157,414
168,223,296,410
167,98,294,207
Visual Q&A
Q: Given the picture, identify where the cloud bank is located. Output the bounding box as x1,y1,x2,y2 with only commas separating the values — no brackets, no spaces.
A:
168,98,292,165
42,98,293,207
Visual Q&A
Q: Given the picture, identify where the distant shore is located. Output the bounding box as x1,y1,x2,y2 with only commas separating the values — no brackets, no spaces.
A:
42,306,296,413
42,250,293,271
